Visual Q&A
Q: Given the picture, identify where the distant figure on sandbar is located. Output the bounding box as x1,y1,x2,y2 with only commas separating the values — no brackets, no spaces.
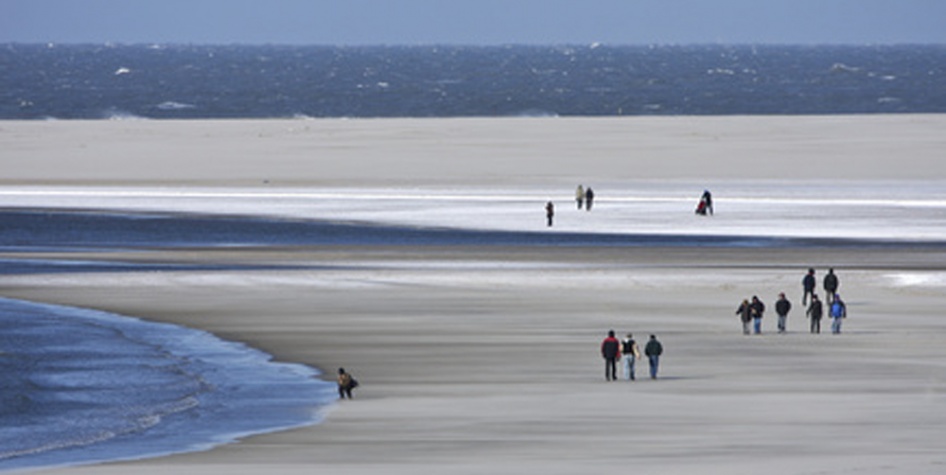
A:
585,187,595,211
802,268,816,305
806,294,823,334
824,268,840,305
644,334,663,379
575,185,585,210
600,330,621,381
695,189,713,215
830,294,847,334
622,333,641,380
337,367,358,399
775,292,792,334
750,295,765,334
736,298,752,335
545,201,555,227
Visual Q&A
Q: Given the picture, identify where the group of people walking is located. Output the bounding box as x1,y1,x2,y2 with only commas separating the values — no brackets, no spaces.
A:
544,184,596,227
547,186,710,227
737,268,847,335
600,331,663,381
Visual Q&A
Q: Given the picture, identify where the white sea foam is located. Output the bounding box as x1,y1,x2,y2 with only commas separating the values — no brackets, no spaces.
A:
886,272,946,288
1,182,944,242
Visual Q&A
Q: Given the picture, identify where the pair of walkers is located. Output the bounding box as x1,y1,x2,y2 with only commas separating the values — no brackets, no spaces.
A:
806,292,847,334
735,293,793,334
803,268,841,306
601,331,662,381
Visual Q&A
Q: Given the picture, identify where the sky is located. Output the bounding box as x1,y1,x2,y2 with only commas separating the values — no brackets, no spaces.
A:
2,0,945,45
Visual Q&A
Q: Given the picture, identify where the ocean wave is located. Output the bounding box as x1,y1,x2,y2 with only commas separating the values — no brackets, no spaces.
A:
2,44,944,119
155,101,197,111
0,298,335,471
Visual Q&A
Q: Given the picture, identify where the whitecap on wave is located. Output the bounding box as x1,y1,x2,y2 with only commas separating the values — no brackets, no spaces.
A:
155,101,197,111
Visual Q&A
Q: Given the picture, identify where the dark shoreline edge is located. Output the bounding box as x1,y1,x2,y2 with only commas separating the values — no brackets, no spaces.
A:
2,208,944,254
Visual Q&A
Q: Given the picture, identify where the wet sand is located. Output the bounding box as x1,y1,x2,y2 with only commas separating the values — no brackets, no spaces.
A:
2,115,946,474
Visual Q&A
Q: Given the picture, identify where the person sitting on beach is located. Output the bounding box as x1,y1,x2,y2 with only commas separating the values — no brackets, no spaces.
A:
337,367,358,399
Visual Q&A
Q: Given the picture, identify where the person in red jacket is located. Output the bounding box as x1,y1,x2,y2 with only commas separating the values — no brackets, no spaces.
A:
600,330,621,381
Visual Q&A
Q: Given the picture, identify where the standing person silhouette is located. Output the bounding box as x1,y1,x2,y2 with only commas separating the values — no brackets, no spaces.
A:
575,185,584,210
621,333,641,380
750,295,765,335
807,294,823,334
545,201,555,227
736,299,752,335
775,292,792,334
824,268,840,305
802,268,816,305
600,330,621,381
644,335,663,379
585,187,595,211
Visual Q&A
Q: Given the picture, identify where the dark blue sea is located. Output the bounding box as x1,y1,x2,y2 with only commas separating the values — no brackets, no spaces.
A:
1,44,944,119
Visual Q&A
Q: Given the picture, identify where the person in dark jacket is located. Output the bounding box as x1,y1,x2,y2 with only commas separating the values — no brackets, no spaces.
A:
585,187,595,211
600,330,621,381
824,268,839,305
802,268,816,305
775,292,792,334
545,201,555,227
337,367,357,399
644,335,663,379
736,298,752,335
806,294,823,334
750,295,765,335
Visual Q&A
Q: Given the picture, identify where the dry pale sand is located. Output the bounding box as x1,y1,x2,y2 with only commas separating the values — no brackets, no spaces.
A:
2,115,946,474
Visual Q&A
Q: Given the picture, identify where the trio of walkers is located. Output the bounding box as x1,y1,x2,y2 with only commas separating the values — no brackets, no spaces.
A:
601,330,663,381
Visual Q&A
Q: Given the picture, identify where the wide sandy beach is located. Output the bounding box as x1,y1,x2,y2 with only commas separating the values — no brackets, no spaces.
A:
2,115,946,474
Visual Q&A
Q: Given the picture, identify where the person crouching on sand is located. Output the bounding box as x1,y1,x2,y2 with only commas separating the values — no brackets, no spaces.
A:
337,367,358,399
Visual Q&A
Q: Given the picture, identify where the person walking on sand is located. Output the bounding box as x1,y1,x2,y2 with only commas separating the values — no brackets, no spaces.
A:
644,335,663,379
545,201,555,227
824,268,840,305
696,189,713,215
337,367,358,399
585,187,595,211
750,295,765,335
701,189,714,215
601,330,621,381
736,298,752,335
775,292,792,334
806,294,823,334
575,185,584,210
802,268,816,305
621,333,641,380
830,294,847,334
